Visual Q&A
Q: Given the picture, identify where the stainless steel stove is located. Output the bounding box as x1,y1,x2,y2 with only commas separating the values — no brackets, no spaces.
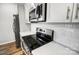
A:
21,28,54,54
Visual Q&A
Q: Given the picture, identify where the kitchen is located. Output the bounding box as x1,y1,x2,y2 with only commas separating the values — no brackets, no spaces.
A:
19,3,79,55
0,3,79,55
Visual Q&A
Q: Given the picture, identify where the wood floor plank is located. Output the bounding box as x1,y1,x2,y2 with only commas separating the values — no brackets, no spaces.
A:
0,42,24,55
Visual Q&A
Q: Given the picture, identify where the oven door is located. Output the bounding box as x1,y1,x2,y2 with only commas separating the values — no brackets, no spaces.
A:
21,40,30,54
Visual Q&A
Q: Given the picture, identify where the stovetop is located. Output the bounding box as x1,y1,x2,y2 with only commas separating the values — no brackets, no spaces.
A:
22,28,54,52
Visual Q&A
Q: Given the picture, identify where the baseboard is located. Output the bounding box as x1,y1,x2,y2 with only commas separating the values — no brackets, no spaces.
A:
0,40,15,46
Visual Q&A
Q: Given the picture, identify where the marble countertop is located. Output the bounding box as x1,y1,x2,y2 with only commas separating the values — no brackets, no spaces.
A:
32,41,78,55
20,31,36,37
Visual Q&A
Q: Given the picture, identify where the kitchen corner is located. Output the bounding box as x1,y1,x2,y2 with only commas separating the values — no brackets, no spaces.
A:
18,3,79,55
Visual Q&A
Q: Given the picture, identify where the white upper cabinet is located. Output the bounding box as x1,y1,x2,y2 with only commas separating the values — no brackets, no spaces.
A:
47,3,73,23
24,3,79,23
72,4,79,22
24,3,30,23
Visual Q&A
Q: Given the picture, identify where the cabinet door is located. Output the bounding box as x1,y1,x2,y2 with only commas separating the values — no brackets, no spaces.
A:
72,4,79,22
47,3,73,23
24,4,30,23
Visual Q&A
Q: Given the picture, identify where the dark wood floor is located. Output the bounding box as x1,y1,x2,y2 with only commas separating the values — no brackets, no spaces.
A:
0,42,24,55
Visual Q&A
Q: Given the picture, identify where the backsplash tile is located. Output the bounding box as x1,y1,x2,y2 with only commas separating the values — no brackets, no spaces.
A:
31,23,79,52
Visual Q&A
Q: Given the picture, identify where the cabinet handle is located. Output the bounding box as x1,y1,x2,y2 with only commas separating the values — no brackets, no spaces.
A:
66,6,70,19
75,4,79,19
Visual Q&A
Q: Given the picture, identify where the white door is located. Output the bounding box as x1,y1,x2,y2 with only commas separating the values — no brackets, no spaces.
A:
72,4,79,22
47,3,73,23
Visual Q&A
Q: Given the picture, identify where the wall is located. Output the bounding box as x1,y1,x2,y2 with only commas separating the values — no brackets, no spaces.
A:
0,3,18,45
31,23,79,52
17,3,31,32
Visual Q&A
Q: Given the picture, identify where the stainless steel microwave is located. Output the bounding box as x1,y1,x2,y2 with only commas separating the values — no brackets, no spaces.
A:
29,3,47,23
